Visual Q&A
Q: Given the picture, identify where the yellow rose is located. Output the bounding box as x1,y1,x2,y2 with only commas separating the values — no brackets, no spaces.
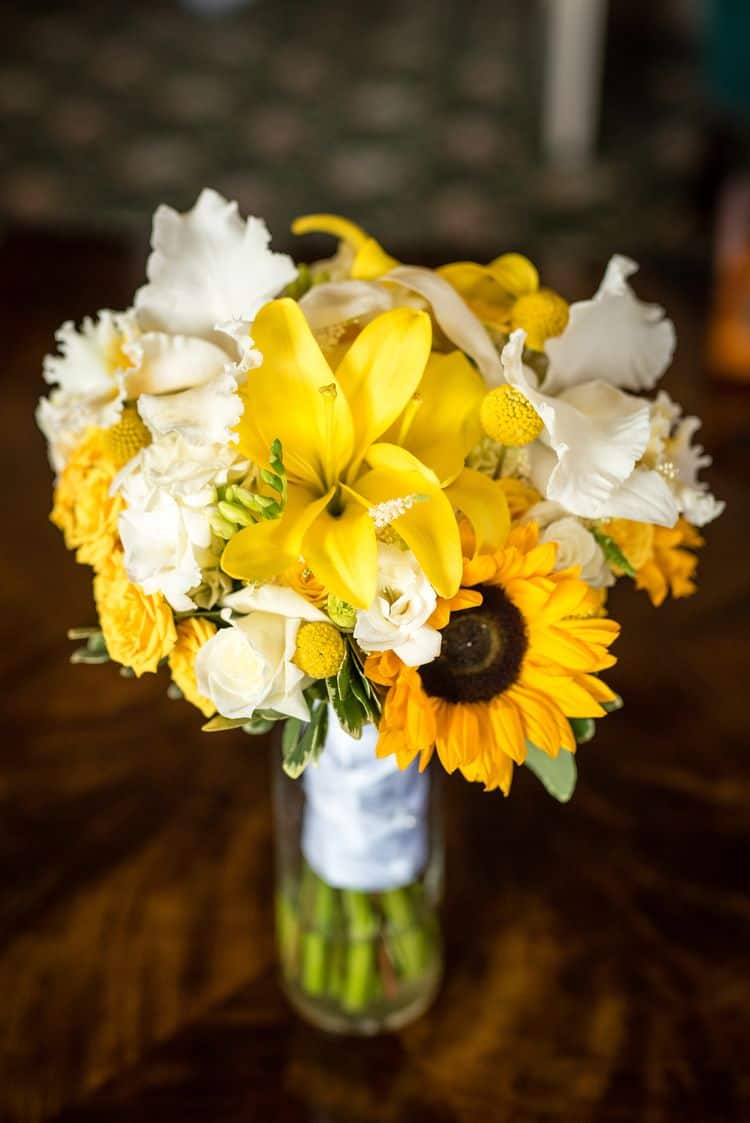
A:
168,618,217,718
51,429,123,574
497,477,541,522
94,555,177,676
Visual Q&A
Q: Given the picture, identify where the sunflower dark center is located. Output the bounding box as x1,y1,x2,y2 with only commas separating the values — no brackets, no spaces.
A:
419,584,528,704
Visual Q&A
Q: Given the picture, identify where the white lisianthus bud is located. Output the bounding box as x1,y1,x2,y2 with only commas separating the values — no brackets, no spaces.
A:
354,545,441,667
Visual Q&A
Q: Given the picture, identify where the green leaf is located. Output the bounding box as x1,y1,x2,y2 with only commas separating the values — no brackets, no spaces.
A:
202,715,251,733
243,716,276,735
524,740,577,802
603,694,623,713
282,704,328,778
569,717,596,744
592,529,636,578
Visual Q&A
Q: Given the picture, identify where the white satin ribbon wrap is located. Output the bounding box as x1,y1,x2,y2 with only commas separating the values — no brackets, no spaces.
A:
302,709,430,892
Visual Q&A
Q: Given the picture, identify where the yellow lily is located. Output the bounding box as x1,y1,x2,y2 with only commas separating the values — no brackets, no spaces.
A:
221,299,510,608
293,213,567,353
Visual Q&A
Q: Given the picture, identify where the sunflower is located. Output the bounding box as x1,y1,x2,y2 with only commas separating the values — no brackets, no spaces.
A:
365,523,620,794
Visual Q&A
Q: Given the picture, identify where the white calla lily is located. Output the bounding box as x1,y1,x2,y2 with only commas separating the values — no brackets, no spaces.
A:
135,188,296,346
544,255,676,394
299,280,394,333
503,331,678,525
387,265,504,385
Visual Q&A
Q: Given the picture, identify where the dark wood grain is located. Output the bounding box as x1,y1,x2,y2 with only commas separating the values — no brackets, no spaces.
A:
1,228,748,1123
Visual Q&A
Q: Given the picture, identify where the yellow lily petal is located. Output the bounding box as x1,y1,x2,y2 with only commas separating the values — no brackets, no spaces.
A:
351,238,399,280
354,467,462,598
335,308,431,473
221,484,335,582
486,253,539,298
364,442,441,487
386,350,485,484
291,215,399,279
302,496,378,609
291,213,369,249
445,468,511,555
238,299,353,491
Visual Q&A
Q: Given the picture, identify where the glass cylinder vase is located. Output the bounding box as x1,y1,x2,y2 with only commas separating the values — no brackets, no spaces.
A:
273,708,443,1034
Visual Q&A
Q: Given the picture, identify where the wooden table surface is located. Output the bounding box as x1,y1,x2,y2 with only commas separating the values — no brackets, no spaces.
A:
1,229,749,1123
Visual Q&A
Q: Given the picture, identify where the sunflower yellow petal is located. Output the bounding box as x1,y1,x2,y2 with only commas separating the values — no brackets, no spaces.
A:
238,298,353,490
301,495,378,609
446,468,511,555
221,484,334,583
335,308,431,468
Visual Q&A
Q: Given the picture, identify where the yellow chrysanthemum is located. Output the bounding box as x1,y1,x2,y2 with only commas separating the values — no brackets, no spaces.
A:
603,517,704,605
168,618,217,717
497,477,541,522
366,523,620,794
51,429,123,575
94,555,177,677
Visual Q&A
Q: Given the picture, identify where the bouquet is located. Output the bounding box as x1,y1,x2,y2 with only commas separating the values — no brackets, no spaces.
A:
39,190,723,1031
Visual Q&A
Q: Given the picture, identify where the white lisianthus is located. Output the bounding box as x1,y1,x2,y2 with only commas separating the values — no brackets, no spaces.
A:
116,432,247,611
544,255,676,394
353,545,441,667
524,501,614,588
195,584,329,721
135,188,296,367
502,330,678,527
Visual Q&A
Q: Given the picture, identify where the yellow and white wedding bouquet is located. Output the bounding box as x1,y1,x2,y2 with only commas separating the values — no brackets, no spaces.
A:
39,189,723,795
39,190,724,1028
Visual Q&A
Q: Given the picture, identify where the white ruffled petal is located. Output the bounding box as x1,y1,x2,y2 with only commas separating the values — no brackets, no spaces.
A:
43,310,135,396
137,370,243,446
135,188,296,341
387,265,504,385
544,255,676,394
123,332,231,397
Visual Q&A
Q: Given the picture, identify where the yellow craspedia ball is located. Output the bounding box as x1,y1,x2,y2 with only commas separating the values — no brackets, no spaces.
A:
51,429,123,574
293,621,346,679
93,555,177,677
168,617,217,718
510,288,569,351
479,385,544,447
102,406,151,468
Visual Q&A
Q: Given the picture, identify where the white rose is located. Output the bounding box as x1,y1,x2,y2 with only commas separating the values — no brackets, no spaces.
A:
195,615,309,722
527,502,614,588
354,545,441,667
196,584,329,722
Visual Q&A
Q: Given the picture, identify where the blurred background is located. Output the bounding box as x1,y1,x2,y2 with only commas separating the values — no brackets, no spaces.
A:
2,3,750,1121
1,0,745,278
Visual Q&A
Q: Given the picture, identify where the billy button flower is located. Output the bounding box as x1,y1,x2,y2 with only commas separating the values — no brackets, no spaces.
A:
292,621,346,679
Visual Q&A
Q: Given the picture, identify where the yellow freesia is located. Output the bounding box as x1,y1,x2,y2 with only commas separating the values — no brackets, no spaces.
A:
221,299,510,608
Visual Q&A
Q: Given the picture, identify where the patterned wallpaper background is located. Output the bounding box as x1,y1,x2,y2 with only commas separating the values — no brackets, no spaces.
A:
1,0,709,266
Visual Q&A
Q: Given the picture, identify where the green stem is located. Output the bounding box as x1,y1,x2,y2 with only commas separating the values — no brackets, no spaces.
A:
275,889,299,978
300,865,335,996
381,884,429,980
340,889,379,1012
